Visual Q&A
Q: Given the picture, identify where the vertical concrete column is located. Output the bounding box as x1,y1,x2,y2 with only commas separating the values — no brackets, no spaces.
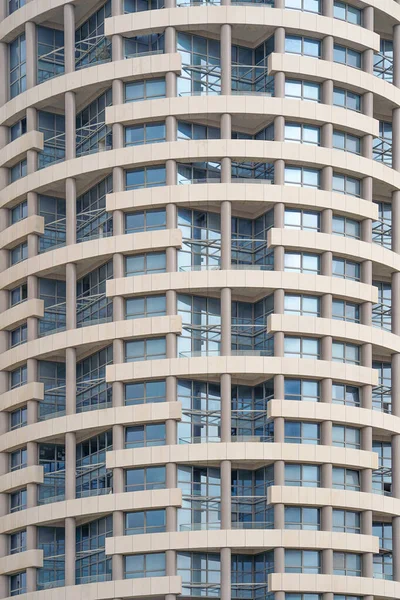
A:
165,26,177,101
65,261,77,418
65,92,76,161
26,525,37,592
322,36,333,62
321,79,333,105
363,6,374,30
363,49,374,74
27,360,38,424
65,432,76,500
274,116,285,142
363,91,373,118
25,21,36,90
65,516,76,585
394,24,400,89
322,0,333,16
64,4,75,73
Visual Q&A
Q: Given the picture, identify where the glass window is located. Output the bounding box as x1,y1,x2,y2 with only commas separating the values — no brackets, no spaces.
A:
126,295,166,320
285,166,320,188
75,89,112,157
10,407,27,430
333,552,362,576
284,379,320,402
333,510,361,533
38,112,66,169
11,201,27,224
10,159,27,183
178,32,221,96
284,252,320,274
332,299,360,323
285,79,320,102
332,467,360,491
10,283,27,307
332,173,361,196
333,130,361,154
124,33,164,59
10,488,27,513
10,323,27,348
284,336,320,359
284,294,320,316
334,1,361,24
37,27,64,83
125,466,166,492
125,337,166,362
332,257,360,281
10,242,28,266
125,380,166,405
285,123,320,145
125,424,166,448
125,509,166,535
285,550,321,573
284,421,320,444
75,516,112,584
125,252,166,276
8,0,26,14
333,87,361,112
285,464,320,487
125,209,166,233
332,341,360,364
10,365,27,389
9,34,26,99
125,122,166,146
75,0,111,69
126,165,166,190
178,121,220,140
332,382,360,406
285,36,321,58
10,448,27,471
10,530,27,554
332,425,360,448
125,553,166,578
10,571,26,596
285,507,320,530
285,0,320,12
10,118,27,142
284,209,320,231
334,44,361,68
332,216,360,239
125,78,166,103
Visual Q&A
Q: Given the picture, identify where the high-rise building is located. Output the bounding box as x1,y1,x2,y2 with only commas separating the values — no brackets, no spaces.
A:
0,0,397,598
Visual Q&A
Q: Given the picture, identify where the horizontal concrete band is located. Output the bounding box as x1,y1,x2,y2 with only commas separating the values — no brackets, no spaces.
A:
107,270,378,304
0,489,182,534
268,573,400,598
269,227,400,275
268,399,400,437
106,183,380,221
0,298,44,332
2,577,182,600
0,549,43,576
0,402,182,453
0,229,182,291
105,7,380,50
0,465,43,494
268,313,400,355
0,215,44,251
106,529,379,555
268,485,400,518
1,140,397,208
0,382,44,413
106,356,378,386
0,131,43,169
269,52,400,107
0,315,182,371
2,0,400,42
106,442,379,470
0,54,182,127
